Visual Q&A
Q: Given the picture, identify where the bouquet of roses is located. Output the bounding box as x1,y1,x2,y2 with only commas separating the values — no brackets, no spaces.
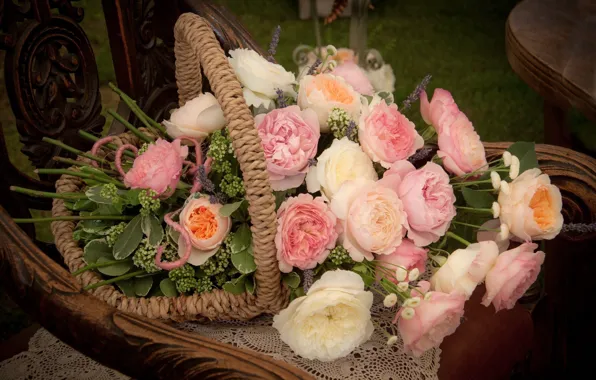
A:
12,25,563,362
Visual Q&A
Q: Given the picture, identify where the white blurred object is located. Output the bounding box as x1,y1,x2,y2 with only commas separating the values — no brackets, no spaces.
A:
365,63,396,93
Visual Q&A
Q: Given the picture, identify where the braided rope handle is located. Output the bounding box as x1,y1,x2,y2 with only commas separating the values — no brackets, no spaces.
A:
174,13,284,309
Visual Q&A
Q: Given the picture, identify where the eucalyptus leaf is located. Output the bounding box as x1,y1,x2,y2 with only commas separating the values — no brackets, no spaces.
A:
93,203,123,215
167,226,180,247
245,275,256,295
96,257,133,276
85,185,113,204
223,274,247,295
231,248,257,274
113,214,144,260
294,287,306,298
73,199,96,211
83,239,112,263
461,187,495,208
228,224,252,254
142,214,164,246
159,278,178,297
116,279,136,297
282,272,301,289
134,276,154,297
219,200,245,217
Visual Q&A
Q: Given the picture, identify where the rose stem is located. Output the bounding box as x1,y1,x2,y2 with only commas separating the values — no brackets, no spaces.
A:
452,160,505,181
14,215,134,223
77,131,137,158
446,231,471,247
108,82,167,136
107,109,154,143
451,179,493,187
455,206,494,213
52,157,118,176
35,168,126,189
83,270,146,291
10,186,87,200
42,137,108,165
72,259,133,276
452,220,500,231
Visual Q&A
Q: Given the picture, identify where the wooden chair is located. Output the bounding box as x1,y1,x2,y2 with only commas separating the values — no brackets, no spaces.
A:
1,1,594,378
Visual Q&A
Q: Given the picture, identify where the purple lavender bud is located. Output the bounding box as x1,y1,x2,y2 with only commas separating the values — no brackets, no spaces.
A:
346,120,357,141
561,223,596,234
197,165,215,193
401,74,432,111
209,194,219,204
276,88,287,108
307,158,317,167
307,58,322,75
302,269,314,293
267,25,281,63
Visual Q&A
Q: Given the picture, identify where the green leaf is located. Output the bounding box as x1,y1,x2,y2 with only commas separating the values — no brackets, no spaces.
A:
380,278,397,294
290,286,306,301
93,203,123,215
113,215,144,260
351,262,370,275
228,224,252,254
159,278,178,297
81,166,113,180
461,187,495,208
83,239,113,263
125,189,143,206
96,257,133,276
167,226,180,247
252,104,271,116
149,287,164,297
245,275,256,295
85,185,113,204
274,191,289,210
80,219,112,234
358,272,375,287
231,248,257,274
219,200,245,217
134,276,153,297
362,94,373,104
378,91,394,104
223,274,247,295
73,229,99,243
282,272,301,289
116,279,136,297
507,142,538,174
142,214,164,246
73,199,96,211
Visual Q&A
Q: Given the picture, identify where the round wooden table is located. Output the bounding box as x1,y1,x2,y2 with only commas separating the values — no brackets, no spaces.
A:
506,0,596,148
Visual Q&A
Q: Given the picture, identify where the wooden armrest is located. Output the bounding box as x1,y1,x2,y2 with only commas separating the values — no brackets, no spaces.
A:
0,207,311,379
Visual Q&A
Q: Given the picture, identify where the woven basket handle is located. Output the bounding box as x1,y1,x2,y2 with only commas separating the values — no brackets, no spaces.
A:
173,13,283,309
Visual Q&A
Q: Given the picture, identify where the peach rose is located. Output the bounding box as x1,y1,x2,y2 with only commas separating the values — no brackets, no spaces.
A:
498,168,563,241
397,291,466,357
437,111,488,176
163,93,225,139
334,48,357,64
330,179,408,262
275,194,340,272
297,74,363,132
359,95,424,168
420,88,460,133
178,197,232,265
482,243,545,311
375,239,428,283
330,62,374,95
124,139,188,194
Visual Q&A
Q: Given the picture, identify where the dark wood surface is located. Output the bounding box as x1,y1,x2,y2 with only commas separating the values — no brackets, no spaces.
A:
506,0,596,148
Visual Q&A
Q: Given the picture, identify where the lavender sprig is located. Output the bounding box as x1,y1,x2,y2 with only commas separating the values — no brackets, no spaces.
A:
302,269,314,293
197,164,215,193
307,58,322,75
346,120,357,142
561,223,596,234
401,74,432,111
307,158,317,167
267,25,281,63
276,88,287,108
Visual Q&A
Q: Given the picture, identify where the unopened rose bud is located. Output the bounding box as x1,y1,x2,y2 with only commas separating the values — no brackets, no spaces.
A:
491,171,501,189
401,307,416,320
383,293,398,307
492,202,501,218
503,151,512,167
395,267,408,282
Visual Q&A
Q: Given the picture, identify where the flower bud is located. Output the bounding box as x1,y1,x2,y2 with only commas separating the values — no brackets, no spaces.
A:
491,171,501,189
510,155,520,179
397,282,409,292
395,267,408,282
405,296,421,308
383,293,398,307
492,202,501,218
500,180,511,195
387,336,398,346
503,151,512,167
424,292,433,301
401,307,416,320
498,223,510,241
408,268,420,281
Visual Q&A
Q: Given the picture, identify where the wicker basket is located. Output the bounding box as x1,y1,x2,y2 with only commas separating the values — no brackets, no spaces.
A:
51,13,288,322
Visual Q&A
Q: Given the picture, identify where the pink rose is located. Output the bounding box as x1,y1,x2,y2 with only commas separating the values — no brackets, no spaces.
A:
330,179,408,262
482,242,545,312
359,96,424,168
437,111,488,176
255,105,320,191
124,139,188,194
397,291,466,357
178,197,232,266
375,239,428,283
420,88,460,133
330,62,374,95
275,194,340,272
383,161,456,247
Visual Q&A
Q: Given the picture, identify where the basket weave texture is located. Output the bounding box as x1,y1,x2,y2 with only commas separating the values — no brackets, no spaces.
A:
51,13,288,321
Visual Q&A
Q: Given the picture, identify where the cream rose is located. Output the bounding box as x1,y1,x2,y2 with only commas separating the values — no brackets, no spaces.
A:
498,168,563,241
306,137,377,200
272,270,374,361
163,93,225,139
297,74,363,132
228,48,296,108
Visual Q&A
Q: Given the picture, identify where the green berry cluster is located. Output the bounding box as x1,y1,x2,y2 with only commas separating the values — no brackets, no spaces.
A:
201,243,231,276
100,183,118,199
138,143,150,155
214,272,228,287
220,173,245,198
168,264,197,293
207,130,233,161
105,222,127,247
195,276,214,294
211,160,232,175
139,189,160,216
132,238,161,273
328,108,355,141
328,245,354,266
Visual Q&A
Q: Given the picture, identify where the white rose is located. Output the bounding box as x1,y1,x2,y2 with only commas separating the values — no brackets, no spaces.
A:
430,241,499,298
306,137,377,200
297,74,363,132
228,48,296,108
272,270,374,361
163,93,225,139
498,168,563,241
365,63,396,93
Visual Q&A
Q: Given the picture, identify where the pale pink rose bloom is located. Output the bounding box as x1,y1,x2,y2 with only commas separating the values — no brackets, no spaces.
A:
275,194,340,272
331,62,374,95
383,161,456,247
482,242,545,312
375,239,428,283
437,111,488,176
420,88,460,133
334,48,357,64
359,96,424,168
477,219,510,252
255,106,320,191
124,138,188,194
410,280,431,297
430,241,499,298
178,197,232,266
330,179,408,262
498,168,563,241
397,291,466,357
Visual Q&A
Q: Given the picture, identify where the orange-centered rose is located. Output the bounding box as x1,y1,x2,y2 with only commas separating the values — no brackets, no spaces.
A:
188,206,218,240
529,187,556,229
